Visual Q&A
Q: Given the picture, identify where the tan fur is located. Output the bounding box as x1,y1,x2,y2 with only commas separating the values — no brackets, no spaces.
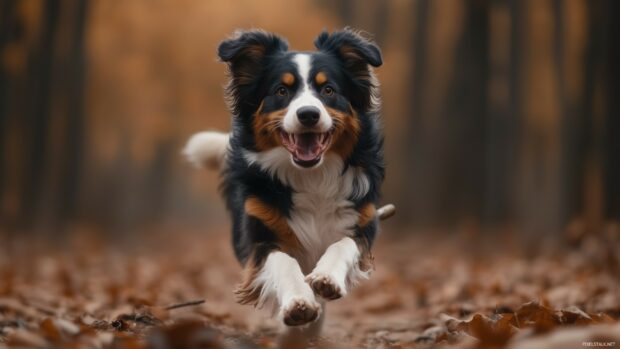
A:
244,196,301,253
235,196,302,306
354,236,375,273
357,203,376,228
252,102,287,151
327,106,361,160
234,255,264,306
282,72,295,86
314,71,327,85
355,203,376,272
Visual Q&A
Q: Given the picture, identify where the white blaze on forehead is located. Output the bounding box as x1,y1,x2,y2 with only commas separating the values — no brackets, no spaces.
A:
282,54,332,133
294,53,312,88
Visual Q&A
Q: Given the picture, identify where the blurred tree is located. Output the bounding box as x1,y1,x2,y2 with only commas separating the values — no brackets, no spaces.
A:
602,0,620,221
403,0,492,227
0,0,16,219
0,0,88,233
1,0,618,236
555,0,586,226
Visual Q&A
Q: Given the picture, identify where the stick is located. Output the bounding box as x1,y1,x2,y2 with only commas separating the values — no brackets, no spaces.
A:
164,299,205,310
377,204,396,221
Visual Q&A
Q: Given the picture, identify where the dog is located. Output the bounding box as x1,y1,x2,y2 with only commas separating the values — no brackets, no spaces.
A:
184,28,385,331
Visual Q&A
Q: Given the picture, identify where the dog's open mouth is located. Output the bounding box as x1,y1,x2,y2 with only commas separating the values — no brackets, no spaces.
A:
280,130,333,168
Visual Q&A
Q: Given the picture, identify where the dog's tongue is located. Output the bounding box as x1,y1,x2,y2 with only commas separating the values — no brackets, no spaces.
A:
295,133,321,161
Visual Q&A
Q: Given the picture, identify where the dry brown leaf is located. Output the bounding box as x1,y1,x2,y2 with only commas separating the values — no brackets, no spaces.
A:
146,321,226,349
514,301,560,332
6,328,49,348
458,314,516,347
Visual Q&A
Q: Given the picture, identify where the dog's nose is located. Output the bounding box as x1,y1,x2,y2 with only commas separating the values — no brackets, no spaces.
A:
297,106,320,127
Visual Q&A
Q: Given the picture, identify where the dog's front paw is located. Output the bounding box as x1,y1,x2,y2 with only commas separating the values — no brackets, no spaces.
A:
305,273,344,300
281,298,321,326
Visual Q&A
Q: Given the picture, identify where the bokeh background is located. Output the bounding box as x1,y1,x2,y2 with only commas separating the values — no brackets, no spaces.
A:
1,0,618,240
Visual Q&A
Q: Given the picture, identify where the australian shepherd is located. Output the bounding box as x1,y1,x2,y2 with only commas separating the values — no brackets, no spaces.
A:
184,28,389,335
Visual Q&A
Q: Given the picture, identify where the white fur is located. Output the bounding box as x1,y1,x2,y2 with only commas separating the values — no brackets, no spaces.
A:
306,237,370,297
282,54,333,134
182,131,229,170
243,148,370,272
250,251,319,318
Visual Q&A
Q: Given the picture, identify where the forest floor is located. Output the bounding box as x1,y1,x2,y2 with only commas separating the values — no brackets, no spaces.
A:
1,225,619,349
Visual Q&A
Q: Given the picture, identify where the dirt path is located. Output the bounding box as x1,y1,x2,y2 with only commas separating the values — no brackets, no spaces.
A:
1,228,619,348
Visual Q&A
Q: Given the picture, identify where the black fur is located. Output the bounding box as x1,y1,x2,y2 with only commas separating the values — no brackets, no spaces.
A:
218,30,290,117
218,29,385,265
314,29,382,112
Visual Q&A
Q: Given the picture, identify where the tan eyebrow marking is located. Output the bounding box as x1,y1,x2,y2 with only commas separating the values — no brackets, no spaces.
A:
281,72,295,86
315,71,327,85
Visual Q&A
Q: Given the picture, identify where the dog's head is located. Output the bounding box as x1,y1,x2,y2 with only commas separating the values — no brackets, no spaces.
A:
219,29,382,169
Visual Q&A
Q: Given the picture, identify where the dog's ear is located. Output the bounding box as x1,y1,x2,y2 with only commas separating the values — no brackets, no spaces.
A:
218,30,288,115
314,28,382,71
314,29,382,111
218,30,288,86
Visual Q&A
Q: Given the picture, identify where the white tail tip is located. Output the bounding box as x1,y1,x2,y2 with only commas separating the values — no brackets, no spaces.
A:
182,131,230,170
377,204,396,221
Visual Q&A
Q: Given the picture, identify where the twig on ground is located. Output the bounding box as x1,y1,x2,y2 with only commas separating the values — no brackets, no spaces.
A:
164,299,205,311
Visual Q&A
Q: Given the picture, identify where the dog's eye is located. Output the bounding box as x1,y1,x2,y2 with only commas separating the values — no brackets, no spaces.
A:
276,86,288,97
322,85,334,97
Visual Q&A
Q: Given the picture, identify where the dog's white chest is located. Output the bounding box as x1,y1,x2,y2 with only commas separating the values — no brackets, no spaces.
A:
287,180,359,268
244,149,370,270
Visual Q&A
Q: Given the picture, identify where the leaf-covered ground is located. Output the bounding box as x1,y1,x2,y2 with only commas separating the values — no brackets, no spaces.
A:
1,225,619,348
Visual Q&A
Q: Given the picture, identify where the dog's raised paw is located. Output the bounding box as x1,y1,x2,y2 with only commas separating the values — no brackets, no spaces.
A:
306,273,343,300
282,298,320,326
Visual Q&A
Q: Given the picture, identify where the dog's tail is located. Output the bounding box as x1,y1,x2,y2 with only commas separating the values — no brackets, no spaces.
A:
182,131,230,170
